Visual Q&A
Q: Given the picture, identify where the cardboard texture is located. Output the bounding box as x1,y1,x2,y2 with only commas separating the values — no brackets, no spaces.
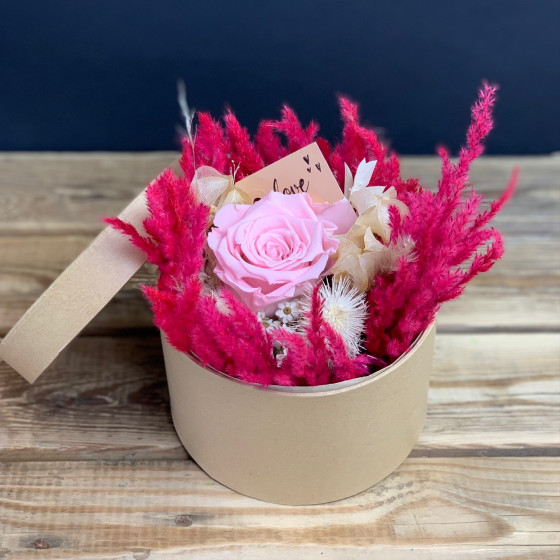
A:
0,192,149,383
162,323,435,505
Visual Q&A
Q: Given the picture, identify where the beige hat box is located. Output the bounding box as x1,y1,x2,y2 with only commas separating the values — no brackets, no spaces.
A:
0,177,436,507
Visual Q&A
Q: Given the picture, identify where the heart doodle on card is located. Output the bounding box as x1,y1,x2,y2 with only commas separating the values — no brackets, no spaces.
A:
315,163,321,172
233,142,343,204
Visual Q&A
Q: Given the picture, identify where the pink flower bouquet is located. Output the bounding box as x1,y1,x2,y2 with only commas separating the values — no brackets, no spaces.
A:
108,84,516,387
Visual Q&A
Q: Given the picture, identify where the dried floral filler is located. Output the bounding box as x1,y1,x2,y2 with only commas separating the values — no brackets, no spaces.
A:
108,84,516,387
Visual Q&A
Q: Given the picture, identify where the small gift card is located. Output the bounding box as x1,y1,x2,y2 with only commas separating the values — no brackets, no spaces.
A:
235,142,343,203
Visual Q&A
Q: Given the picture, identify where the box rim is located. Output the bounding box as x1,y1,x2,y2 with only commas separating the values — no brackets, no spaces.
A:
162,320,436,397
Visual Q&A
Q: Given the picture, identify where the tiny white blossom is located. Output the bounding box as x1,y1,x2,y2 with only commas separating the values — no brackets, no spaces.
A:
257,311,280,330
275,300,301,324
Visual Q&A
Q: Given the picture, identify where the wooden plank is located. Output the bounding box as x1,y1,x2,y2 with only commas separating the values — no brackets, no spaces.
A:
0,231,558,335
0,457,558,558
0,153,558,559
0,152,177,234
416,332,560,454
0,235,156,335
1,333,558,461
0,335,185,462
0,153,558,238
401,155,560,239
436,235,560,331
1,154,558,334
400,154,560,194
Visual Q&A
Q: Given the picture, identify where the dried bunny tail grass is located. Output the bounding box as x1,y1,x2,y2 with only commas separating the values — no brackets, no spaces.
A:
300,278,368,358
255,119,288,165
365,83,517,362
194,112,230,173
223,111,264,179
329,97,418,195
272,106,319,153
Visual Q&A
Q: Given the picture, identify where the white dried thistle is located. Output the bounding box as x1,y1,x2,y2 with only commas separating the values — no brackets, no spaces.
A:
301,278,368,357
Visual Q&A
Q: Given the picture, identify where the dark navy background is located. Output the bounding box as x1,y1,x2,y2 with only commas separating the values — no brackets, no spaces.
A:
1,0,559,154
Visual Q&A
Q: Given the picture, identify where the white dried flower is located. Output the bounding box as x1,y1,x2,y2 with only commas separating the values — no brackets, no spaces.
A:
302,278,368,357
344,158,377,200
275,300,301,324
257,311,280,330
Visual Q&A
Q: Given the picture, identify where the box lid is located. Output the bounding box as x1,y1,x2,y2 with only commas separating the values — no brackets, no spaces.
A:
0,190,149,383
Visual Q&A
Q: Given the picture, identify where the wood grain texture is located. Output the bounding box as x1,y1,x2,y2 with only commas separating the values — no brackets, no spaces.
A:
1,154,558,335
0,153,558,558
400,155,560,238
0,458,558,558
0,152,176,234
0,153,558,236
0,235,155,335
1,333,558,462
0,233,558,335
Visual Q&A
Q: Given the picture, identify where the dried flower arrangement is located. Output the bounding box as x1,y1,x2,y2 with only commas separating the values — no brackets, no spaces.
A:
108,83,516,387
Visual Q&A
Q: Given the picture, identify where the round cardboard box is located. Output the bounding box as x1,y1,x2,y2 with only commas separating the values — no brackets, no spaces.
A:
161,323,436,505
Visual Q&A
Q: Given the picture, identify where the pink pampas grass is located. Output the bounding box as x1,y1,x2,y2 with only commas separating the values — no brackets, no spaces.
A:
109,83,515,385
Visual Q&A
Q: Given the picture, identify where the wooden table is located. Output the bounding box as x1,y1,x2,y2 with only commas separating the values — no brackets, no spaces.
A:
0,153,558,559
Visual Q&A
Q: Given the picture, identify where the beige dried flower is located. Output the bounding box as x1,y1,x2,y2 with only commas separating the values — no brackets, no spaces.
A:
334,165,412,292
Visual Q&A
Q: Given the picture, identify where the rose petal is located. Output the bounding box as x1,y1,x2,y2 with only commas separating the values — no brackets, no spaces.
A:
312,198,357,235
208,191,352,312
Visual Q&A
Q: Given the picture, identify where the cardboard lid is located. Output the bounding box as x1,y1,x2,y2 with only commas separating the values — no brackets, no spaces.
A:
0,190,149,383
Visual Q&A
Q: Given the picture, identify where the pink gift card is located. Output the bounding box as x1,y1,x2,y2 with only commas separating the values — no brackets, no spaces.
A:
236,142,343,203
